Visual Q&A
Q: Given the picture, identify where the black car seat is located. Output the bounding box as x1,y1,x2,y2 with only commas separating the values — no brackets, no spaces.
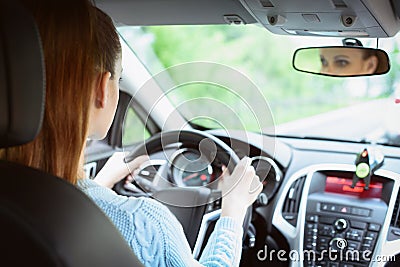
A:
0,1,143,266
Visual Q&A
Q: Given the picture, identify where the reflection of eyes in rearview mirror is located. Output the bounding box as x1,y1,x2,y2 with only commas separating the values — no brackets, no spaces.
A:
293,47,390,77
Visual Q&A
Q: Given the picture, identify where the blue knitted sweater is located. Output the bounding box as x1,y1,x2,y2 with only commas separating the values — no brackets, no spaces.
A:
78,178,243,267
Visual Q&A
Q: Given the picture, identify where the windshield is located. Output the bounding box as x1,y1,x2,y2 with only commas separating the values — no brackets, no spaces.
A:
118,24,400,146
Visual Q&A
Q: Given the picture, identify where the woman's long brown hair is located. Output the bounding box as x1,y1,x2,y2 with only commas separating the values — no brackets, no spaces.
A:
0,0,121,184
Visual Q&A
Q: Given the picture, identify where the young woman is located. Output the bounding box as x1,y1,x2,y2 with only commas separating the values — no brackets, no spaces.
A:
0,1,262,266
319,47,379,76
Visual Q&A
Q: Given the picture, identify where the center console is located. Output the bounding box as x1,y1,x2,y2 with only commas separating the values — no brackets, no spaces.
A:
273,164,400,267
304,172,390,267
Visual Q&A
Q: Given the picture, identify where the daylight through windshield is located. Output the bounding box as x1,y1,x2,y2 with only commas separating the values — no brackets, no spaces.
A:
118,24,400,146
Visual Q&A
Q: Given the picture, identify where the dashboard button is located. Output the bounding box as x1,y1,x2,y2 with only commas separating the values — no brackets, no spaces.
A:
365,231,378,239
351,207,370,217
350,220,367,230
338,205,351,214
347,241,360,250
334,218,348,232
319,225,335,237
307,215,318,223
329,205,338,212
306,229,318,237
363,238,374,246
321,203,329,211
320,203,340,213
307,223,317,229
368,223,380,232
306,237,317,244
346,229,364,241
319,216,335,225
318,236,329,244
213,198,221,209
319,225,332,231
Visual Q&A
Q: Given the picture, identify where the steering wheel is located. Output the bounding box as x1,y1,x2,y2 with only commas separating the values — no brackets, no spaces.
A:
118,129,252,256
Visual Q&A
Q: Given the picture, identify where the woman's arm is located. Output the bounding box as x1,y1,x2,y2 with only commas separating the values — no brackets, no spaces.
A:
91,153,261,267
136,198,243,267
164,157,262,267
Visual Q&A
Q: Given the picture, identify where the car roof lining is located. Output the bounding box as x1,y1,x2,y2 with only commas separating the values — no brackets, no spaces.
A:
94,0,257,25
95,0,400,38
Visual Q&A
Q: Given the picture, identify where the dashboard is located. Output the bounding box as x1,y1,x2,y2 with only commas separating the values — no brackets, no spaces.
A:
118,129,400,267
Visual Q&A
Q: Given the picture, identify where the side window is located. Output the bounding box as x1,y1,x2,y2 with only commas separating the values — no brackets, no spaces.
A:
122,107,150,146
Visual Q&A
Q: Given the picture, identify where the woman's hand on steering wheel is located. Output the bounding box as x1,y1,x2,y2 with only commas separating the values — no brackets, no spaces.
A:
219,157,263,224
94,152,149,188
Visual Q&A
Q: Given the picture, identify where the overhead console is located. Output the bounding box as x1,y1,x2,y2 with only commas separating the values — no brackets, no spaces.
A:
240,0,400,37
273,164,400,267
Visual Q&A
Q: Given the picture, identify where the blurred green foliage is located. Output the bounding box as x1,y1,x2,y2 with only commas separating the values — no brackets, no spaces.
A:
121,24,400,132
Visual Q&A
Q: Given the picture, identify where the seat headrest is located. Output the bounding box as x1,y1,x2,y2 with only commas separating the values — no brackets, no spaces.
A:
0,0,45,148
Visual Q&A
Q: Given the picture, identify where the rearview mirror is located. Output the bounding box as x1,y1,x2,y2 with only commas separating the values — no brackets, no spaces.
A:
293,47,390,77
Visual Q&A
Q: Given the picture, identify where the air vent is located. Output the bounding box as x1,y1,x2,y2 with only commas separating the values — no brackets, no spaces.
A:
390,188,400,228
259,0,274,8
331,0,348,9
282,176,306,226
